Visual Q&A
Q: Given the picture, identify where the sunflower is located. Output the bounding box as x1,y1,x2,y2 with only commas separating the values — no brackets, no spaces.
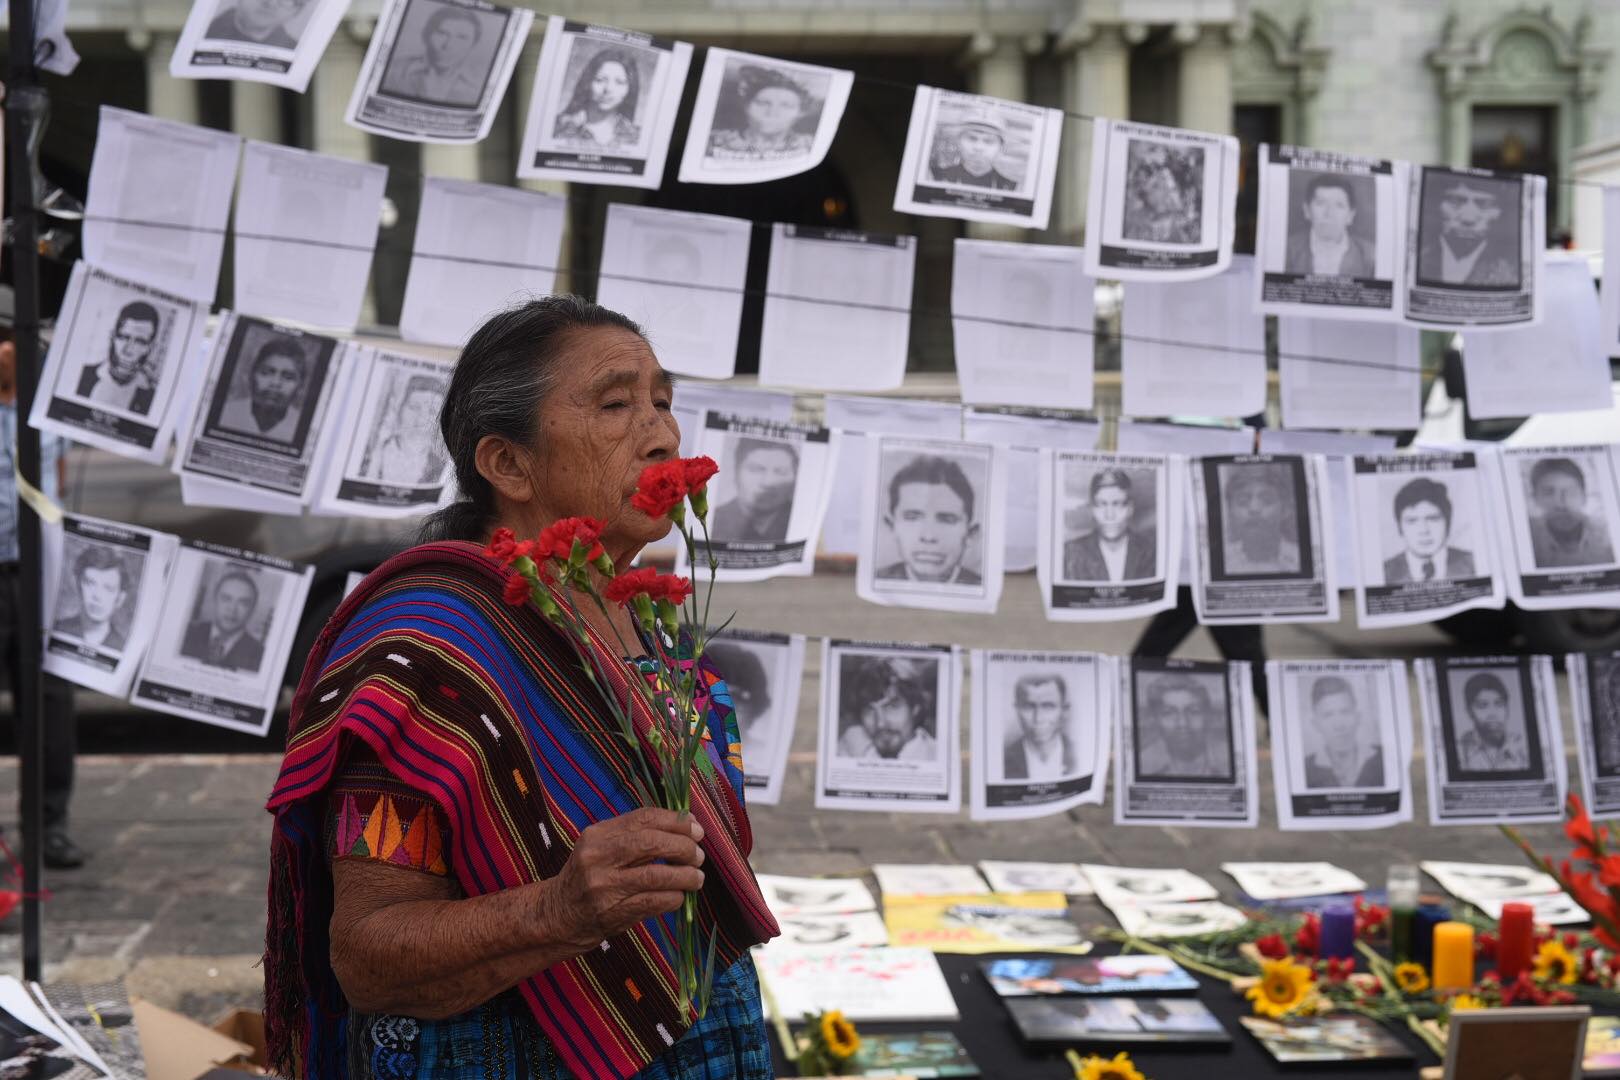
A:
1393,962,1430,994
1534,940,1579,985
1449,993,1486,1012
1247,956,1317,1018
1074,1051,1147,1080
820,1009,860,1060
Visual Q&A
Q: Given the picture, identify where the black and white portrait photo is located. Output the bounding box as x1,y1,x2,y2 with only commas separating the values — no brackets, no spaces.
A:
1132,668,1232,781
1002,670,1080,782
316,349,454,518
1422,656,1564,825
816,640,960,814
705,630,804,805
1118,658,1258,827
178,561,276,673
1498,445,1620,610
893,87,1062,230
1522,455,1616,570
1406,165,1544,328
1221,861,1368,901
77,297,165,417
1081,864,1218,910
1300,674,1385,789
1571,652,1620,819
51,540,140,655
1283,169,1377,278
711,435,800,544
971,650,1108,821
170,0,349,89
1591,653,1620,780
202,0,312,49
1214,460,1305,577
1041,450,1177,622
678,48,854,189
1443,666,1536,777
519,16,692,188
1381,475,1476,584
363,373,448,486
1121,138,1204,245
211,323,322,445
1062,466,1158,584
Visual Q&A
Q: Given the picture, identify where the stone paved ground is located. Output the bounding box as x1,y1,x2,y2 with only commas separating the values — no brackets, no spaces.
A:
0,573,1577,1025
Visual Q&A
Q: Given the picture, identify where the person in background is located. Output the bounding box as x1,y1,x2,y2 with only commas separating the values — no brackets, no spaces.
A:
0,288,84,869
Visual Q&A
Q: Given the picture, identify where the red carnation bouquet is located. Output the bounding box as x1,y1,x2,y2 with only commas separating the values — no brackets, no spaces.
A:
487,455,726,1021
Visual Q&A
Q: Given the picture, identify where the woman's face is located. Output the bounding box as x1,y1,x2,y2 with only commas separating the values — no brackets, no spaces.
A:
746,85,803,137
590,61,631,114
526,327,679,550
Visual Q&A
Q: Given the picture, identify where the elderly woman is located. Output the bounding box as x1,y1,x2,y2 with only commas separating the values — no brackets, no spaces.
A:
265,297,779,1079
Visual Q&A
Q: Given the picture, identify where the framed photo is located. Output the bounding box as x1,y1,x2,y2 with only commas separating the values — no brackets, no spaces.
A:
1443,1006,1589,1080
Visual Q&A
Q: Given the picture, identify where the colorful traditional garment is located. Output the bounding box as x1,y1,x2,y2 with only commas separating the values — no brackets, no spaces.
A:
265,541,778,1080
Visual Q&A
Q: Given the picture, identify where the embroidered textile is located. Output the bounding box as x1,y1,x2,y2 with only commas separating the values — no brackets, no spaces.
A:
327,751,450,876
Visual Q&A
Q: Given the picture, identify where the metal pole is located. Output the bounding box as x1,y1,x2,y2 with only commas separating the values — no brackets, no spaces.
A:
7,0,49,982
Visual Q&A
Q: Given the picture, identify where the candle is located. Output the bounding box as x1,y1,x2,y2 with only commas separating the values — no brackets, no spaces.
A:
1320,903,1356,960
1432,921,1475,990
1388,865,1420,964
1414,903,1452,970
1497,901,1535,980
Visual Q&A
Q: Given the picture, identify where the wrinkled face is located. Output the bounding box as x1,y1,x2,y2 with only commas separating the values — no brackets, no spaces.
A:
736,446,796,516
233,0,300,33
77,565,125,625
888,482,973,582
747,86,803,136
1142,167,1182,215
1015,680,1067,745
956,126,1002,174
251,352,304,412
427,16,477,69
1311,690,1361,753
1305,185,1354,241
1398,499,1449,558
1228,476,1284,543
213,577,256,635
111,316,157,378
525,327,680,550
398,388,442,433
862,687,919,759
1438,184,1501,243
1092,484,1133,541
1155,688,1210,763
1467,688,1509,742
590,61,630,113
1533,471,1587,536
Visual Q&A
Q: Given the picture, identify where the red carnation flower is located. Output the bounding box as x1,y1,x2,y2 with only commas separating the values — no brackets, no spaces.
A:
631,461,688,519
488,527,519,563
1294,913,1320,958
604,567,662,606
680,456,719,494
503,572,532,606
1321,957,1354,983
1255,933,1288,960
538,517,606,562
658,574,693,606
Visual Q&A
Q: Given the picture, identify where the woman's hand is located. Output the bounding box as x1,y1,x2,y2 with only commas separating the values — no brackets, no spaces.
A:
539,808,707,954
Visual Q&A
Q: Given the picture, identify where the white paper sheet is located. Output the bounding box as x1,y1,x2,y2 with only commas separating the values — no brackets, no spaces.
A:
978,861,1094,896
130,539,314,735
1603,188,1620,357
1569,650,1620,822
345,0,532,145
1254,144,1409,321
951,240,1095,410
817,640,962,815
963,408,1101,573
1120,256,1265,419
1468,891,1589,925
399,178,567,347
893,86,1063,230
311,346,455,519
678,48,851,186
1084,118,1239,282
755,874,876,917
1276,316,1422,431
1037,448,1181,622
821,395,962,557
1416,654,1566,825
1405,165,1545,329
233,141,386,330
764,911,890,953
1345,450,1508,629
709,629,805,807
41,514,179,697
755,947,960,1023
1493,443,1620,611
1462,255,1610,419
34,0,79,76
671,383,796,457
84,107,242,303
1108,900,1248,939
857,434,1006,614
169,0,350,91
1080,865,1219,908
873,863,990,898
758,224,916,392
29,260,209,464
1260,428,1398,589
1220,862,1369,901
517,15,692,188
1117,420,1255,585
683,414,838,582
1421,860,1559,901
969,649,1113,822
1265,659,1414,832
595,204,751,379
1114,657,1259,828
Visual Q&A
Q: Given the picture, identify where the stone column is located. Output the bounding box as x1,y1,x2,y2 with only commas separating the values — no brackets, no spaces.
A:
965,33,1034,241
1056,23,1132,243
1175,23,1233,135
312,27,369,161
141,32,200,124
230,82,280,144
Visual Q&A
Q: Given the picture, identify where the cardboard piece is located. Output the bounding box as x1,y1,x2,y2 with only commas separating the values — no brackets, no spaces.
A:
212,1008,269,1071
134,998,254,1080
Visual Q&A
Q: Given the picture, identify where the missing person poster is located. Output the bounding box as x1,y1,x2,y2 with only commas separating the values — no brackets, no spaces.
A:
42,514,178,697
169,0,350,91
815,639,962,815
1404,164,1545,328
1569,650,1620,822
1114,657,1258,828
1266,659,1413,831
1083,118,1239,282
1494,444,1620,611
130,539,314,735
966,409,1101,574
678,48,851,186
706,629,806,807
1254,144,1408,321
30,261,208,464
1348,451,1508,629
969,649,1113,822
1416,654,1564,825
1188,453,1340,624
1038,449,1180,623
681,414,839,582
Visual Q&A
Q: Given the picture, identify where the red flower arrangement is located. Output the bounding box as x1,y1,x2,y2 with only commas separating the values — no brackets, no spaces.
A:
1503,794,1620,950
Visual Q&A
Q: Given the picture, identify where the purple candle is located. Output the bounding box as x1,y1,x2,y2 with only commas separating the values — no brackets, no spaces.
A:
1319,903,1356,960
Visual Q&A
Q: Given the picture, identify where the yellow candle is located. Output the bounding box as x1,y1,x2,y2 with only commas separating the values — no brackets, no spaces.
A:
1431,921,1474,989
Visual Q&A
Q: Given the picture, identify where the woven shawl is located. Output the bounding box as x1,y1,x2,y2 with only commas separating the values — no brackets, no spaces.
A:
264,541,779,1080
